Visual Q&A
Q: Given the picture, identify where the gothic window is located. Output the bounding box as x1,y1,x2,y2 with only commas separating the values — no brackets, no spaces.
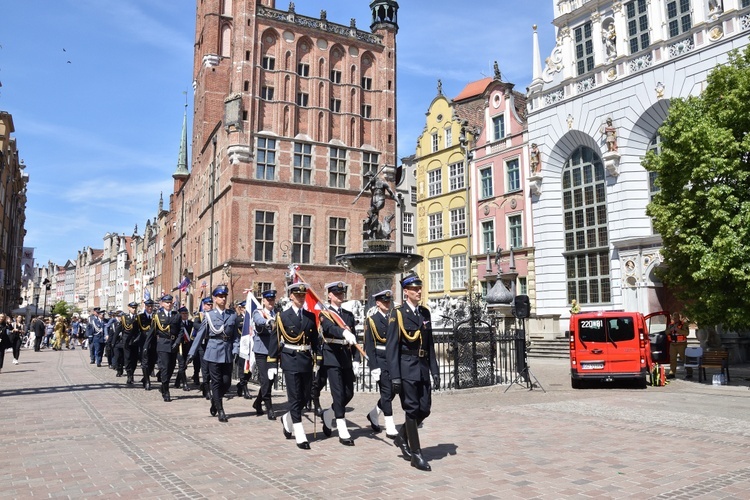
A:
292,214,312,264
574,22,595,75
362,152,379,177
562,146,611,305
293,143,312,184
328,217,347,265
626,0,650,54
254,211,274,261
329,147,347,188
256,137,276,181
666,0,692,38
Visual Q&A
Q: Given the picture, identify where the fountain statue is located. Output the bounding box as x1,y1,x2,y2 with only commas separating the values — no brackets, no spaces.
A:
336,166,422,309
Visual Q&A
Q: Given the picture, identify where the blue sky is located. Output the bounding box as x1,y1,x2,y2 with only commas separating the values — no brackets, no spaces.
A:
0,0,554,267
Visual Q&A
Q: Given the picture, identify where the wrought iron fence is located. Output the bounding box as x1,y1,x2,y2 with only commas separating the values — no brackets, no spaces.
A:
234,320,528,393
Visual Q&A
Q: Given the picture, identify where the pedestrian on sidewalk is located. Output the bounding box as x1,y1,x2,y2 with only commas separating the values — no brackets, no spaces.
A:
43,318,54,349
0,314,12,373
9,315,25,364
31,316,45,352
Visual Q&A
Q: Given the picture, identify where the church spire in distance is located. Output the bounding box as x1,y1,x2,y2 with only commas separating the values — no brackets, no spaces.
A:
173,95,189,178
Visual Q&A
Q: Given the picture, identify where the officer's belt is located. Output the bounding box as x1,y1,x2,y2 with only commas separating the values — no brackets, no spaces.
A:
325,338,348,345
401,348,427,357
209,334,231,341
375,345,386,351
283,344,311,352
158,333,176,340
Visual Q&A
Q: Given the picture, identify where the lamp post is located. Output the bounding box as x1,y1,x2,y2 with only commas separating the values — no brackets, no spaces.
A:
42,278,51,319
459,121,474,292
222,262,232,303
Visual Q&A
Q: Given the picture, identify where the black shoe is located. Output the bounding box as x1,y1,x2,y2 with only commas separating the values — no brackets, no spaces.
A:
253,399,264,416
90,360,95,364
367,412,382,433
126,377,134,386
242,385,252,399
339,437,355,446
266,403,276,420
297,441,310,450
182,383,191,392
163,390,172,403
218,410,228,422
145,379,151,391
174,380,181,389
210,403,217,417
236,383,243,397
322,422,332,437
411,450,431,471
96,363,101,367
283,425,292,440
192,376,200,385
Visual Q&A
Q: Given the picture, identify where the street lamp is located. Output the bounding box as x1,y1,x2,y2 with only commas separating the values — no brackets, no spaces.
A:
459,121,475,291
42,278,51,318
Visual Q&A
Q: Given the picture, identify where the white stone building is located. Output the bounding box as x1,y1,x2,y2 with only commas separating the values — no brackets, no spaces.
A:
527,0,750,325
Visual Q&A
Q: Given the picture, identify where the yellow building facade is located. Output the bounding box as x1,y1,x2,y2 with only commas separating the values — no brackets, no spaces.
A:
413,91,475,301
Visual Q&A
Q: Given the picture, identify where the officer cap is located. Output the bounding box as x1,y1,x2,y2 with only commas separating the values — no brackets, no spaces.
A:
212,284,229,297
115,310,123,316
178,306,188,313
109,310,117,316
160,294,173,302
237,300,246,307
325,281,348,294
372,290,393,302
287,282,308,294
201,297,213,305
143,299,155,306
262,289,277,299
127,301,138,308
401,273,423,288
92,307,102,313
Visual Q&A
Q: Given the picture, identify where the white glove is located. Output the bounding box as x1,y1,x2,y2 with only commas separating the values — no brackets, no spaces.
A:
343,330,356,345
268,367,277,380
370,367,381,382
352,361,361,375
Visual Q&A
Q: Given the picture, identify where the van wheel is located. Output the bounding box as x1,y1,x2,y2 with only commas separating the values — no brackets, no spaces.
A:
571,377,584,389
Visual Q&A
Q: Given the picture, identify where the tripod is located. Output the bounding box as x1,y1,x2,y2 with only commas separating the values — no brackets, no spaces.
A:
504,318,546,393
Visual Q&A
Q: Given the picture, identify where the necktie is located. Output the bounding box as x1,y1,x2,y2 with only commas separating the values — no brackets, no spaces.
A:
298,309,302,321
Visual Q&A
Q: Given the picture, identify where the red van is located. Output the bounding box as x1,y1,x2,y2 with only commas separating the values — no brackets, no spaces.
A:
568,311,670,388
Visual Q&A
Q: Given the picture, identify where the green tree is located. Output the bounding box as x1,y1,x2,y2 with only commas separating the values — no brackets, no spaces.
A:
51,301,72,319
645,46,750,330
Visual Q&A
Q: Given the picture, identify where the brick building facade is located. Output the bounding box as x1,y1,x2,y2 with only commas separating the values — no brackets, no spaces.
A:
170,0,400,308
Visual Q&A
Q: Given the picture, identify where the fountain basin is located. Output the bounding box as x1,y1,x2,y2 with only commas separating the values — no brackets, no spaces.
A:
336,251,422,276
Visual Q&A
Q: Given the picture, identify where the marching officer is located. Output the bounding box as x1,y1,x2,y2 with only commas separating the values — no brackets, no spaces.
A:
121,302,140,385
269,283,318,449
318,281,359,446
138,299,156,390
105,311,117,368
109,310,125,377
188,285,240,422
87,308,106,366
153,294,181,402
364,289,398,437
387,273,439,472
251,289,278,419
172,306,194,391
193,297,214,398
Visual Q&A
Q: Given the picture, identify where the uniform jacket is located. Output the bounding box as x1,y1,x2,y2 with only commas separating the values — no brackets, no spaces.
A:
87,316,105,339
152,308,181,353
269,306,318,373
138,311,154,349
109,318,124,348
252,306,276,355
319,305,359,369
364,310,390,371
121,313,139,347
386,303,438,382
188,308,240,363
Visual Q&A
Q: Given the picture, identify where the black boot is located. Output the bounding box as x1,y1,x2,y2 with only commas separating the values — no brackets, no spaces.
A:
182,373,190,392
126,373,134,385
217,400,228,422
394,424,411,461
142,369,151,391
162,382,172,403
242,384,252,399
252,397,264,416
266,400,276,420
405,418,430,471
236,382,244,397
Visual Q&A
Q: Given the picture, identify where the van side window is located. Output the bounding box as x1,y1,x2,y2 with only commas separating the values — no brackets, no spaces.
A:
609,317,635,342
578,319,606,342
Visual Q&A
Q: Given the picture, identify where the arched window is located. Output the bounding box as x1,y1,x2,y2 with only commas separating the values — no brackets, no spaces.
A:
220,24,231,57
562,146,610,305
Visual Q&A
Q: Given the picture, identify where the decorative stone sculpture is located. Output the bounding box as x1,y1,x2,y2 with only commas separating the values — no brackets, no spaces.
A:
603,117,618,152
354,168,401,241
529,143,541,174
603,23,617,63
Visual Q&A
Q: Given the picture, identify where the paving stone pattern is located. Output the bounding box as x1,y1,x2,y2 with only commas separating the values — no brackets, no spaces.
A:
1,348,750,498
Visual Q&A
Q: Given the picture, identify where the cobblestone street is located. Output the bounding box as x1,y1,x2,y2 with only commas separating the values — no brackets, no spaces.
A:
2,348,750,499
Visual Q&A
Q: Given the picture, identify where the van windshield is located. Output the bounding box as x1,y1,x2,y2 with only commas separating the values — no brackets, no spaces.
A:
577,317,635,343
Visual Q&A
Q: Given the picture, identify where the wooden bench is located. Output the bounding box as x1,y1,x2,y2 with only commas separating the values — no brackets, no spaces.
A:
699,349,730,384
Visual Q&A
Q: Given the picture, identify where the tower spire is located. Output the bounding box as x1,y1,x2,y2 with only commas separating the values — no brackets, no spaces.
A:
529,25,544,95
173,95,189,177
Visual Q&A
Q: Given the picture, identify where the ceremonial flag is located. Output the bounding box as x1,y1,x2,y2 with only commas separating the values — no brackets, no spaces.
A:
239,289,258,373
144,289,151,302
176,275,191,292
288,264,300,284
